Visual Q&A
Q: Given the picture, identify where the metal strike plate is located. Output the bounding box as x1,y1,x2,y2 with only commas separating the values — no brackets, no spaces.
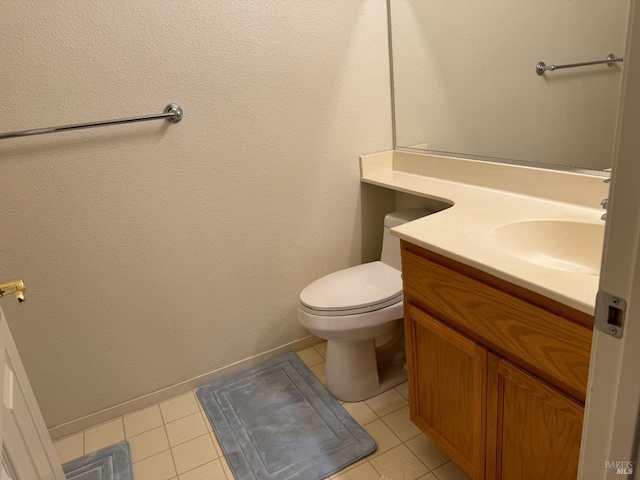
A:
595,290,627,339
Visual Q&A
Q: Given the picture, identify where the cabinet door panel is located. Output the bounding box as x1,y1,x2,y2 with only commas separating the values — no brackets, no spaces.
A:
406,305,486,480
486,354,583,480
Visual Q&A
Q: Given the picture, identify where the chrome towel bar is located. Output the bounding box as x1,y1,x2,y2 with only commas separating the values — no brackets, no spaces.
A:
536,54,623,76
0,103,183,140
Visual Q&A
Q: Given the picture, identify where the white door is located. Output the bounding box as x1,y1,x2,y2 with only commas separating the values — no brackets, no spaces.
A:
578,0,640,478
0,304,65,480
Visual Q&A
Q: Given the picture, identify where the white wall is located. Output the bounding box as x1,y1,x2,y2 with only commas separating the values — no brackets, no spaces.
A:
0,1,392,428
391,0,629,170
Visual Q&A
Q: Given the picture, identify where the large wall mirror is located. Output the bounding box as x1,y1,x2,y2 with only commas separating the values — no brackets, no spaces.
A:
389,0,630,172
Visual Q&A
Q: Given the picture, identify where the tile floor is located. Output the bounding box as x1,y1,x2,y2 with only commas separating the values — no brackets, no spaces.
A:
53,342,470,480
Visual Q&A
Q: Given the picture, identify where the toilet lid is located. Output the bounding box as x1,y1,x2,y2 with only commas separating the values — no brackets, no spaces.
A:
300,261,403,315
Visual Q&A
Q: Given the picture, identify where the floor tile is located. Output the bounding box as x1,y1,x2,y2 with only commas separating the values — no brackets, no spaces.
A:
395,382,409,400
365,389,408,417
203,413,213,433
220,456,234,479
329,458,367,478
132,450,177,480
160,392,200,424
362,419,402,458
124,405,164,438
209,431,224,457
53,432,84,464
432,461,471,480
166,411,208,447
418,475,438,480
297,346,324,367
406,434,450,470
313,341,327,359
193,395,206,415
369,444,429,480
381,406,421,441
179,459,227,480
84,418,125,454
341,401,378,426
310,362,326,384
194,390,204,411
128,426,170,463
171,433,218,475
332,461,380,480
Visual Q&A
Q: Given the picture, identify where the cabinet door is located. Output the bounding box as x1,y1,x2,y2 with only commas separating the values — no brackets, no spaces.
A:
486,354,583,480
406,305,487,480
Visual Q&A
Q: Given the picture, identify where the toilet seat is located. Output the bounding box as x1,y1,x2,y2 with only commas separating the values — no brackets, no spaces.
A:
300,261,403,316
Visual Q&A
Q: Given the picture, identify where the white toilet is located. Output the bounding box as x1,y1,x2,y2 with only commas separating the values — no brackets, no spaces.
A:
298,209,431,402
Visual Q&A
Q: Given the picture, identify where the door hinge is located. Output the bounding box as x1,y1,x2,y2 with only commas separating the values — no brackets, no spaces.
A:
595,290,627,339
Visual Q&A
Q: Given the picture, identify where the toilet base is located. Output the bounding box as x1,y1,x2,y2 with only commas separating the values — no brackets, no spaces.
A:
324,338,407,402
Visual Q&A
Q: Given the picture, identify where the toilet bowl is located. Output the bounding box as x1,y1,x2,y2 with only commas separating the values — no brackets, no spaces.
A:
298,209,431,402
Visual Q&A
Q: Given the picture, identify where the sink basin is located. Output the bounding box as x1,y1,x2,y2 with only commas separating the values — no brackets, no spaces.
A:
489,220,605,275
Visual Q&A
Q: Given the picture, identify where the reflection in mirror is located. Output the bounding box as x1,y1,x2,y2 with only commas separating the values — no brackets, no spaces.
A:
389,0,630,172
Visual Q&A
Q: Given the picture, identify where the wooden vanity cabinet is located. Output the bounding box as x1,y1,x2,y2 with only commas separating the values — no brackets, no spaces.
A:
486,355,583,480
406,306,487,478
401,241,594,480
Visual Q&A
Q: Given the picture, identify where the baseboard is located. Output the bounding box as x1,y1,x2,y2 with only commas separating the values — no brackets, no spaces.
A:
49,335,323,441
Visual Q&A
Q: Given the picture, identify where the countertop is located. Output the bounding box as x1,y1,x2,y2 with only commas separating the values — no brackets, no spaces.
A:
361,150,609,315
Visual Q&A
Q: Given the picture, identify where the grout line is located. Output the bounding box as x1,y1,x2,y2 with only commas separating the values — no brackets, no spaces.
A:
123,405,162,439
218,453,231,480
368,459,383,479
161,392,201,424
126,426,172,463
174,457,223,479
196,389,230,479
157,401,180,478
169,430,212,451
171,433,217,476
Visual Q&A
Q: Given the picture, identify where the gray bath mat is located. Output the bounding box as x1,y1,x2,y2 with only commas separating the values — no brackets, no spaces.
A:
197,352,376,480
62,440,132,480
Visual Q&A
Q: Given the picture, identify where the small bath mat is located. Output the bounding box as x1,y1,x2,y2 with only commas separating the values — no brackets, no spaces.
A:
197,352,376,480
62,440,132,480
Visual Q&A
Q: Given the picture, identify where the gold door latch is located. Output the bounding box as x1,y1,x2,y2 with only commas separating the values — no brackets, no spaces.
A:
0,279,25,304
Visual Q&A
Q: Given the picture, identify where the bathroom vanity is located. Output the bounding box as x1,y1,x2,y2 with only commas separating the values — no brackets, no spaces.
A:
401,241,591,479
360,150,606,480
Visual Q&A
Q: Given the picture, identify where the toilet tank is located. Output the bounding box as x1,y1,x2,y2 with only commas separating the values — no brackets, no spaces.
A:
380,209,431,270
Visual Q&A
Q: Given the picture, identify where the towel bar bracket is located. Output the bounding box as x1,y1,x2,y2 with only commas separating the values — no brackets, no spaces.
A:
164,103,183,123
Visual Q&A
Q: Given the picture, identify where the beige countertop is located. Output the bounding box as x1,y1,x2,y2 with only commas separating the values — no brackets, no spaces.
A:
361,150,610,315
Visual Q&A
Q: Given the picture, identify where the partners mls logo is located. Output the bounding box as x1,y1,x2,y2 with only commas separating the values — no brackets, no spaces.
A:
605,460,635,475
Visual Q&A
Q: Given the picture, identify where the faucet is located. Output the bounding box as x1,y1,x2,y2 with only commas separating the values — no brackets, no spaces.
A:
601,177,611,221
0,279,25,304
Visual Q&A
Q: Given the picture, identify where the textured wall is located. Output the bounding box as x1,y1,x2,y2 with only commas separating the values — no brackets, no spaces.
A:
0,1,392,427
390,0,629,170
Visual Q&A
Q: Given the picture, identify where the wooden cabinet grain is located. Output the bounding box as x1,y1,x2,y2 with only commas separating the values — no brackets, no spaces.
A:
401,241,593,480
486,355,583,480
406,306,486,478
